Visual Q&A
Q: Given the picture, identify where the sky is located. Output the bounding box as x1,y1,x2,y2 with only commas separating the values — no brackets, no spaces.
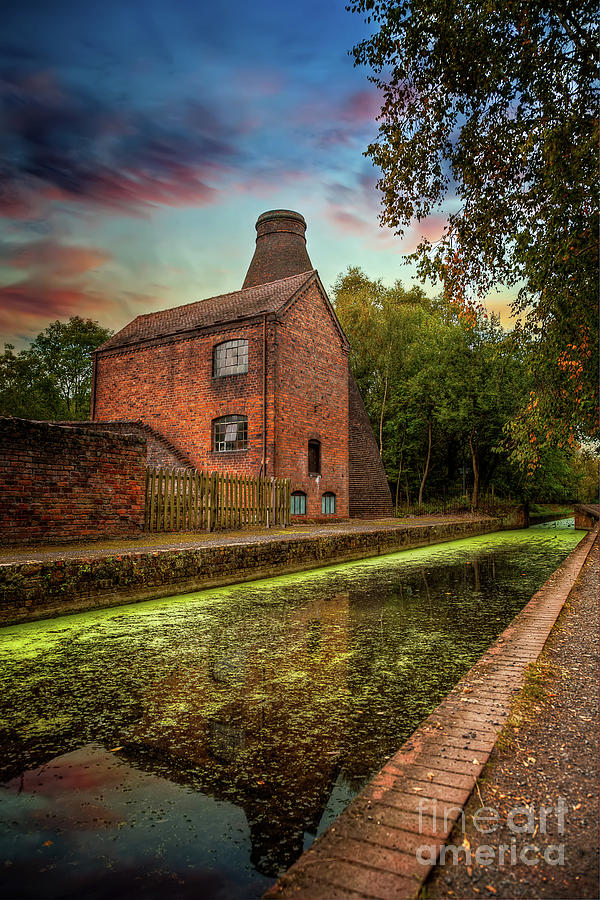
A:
0,0,514,347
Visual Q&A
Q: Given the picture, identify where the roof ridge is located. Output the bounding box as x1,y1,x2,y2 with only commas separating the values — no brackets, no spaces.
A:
96,270,318,353
130,269,316,323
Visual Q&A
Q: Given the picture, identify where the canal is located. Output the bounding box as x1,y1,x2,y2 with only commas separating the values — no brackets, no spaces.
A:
0,523,583,899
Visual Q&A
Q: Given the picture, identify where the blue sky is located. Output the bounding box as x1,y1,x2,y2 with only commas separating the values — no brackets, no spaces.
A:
0,0,513,345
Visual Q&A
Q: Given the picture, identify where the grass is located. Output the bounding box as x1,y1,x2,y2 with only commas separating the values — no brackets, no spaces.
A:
495,656,559,753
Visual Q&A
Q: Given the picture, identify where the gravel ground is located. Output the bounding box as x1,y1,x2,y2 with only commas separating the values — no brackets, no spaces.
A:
425,533,599,900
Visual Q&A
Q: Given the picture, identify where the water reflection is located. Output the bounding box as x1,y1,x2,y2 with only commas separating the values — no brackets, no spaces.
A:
0,526,583,898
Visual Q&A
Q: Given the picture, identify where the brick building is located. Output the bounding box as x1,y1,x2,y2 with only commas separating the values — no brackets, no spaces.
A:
92,210,392,519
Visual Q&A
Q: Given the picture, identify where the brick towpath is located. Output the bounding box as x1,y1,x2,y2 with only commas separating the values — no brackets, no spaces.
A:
425,530,599,899
264,527,598,900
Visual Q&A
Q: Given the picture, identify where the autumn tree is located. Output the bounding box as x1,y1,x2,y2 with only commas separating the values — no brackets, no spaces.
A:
347,0,599,462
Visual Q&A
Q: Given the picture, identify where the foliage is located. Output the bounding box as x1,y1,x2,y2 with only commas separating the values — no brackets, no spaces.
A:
0,317,112,421
333,267,589,506
347,0,599,449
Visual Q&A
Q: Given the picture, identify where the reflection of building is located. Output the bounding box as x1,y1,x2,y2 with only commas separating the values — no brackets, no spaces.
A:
92,210,392,519
119,593,352,875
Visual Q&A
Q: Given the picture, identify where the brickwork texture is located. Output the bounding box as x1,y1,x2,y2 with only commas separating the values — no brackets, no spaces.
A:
0,418,146,545
92,209,393,520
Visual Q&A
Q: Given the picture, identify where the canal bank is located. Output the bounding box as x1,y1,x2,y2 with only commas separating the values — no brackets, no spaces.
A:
0,520,588,900
0,511,525,625
265,525,597,900
425,529,599,900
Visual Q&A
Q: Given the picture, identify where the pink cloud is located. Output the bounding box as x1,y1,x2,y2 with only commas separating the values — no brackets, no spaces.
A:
9,242,112,277
328,208,371,236
417,215,447,243
0,278,156,342
401,215,448,252
0,69,234,222
339,89,382,124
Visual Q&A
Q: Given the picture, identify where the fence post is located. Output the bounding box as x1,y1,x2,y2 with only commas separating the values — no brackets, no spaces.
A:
161,468,167,532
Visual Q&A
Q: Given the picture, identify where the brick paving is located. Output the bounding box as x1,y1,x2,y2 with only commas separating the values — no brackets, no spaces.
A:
425,531,600,900
264,527,597,900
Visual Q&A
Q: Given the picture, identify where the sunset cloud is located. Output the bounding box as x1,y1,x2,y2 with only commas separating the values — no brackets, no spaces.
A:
338,89,382,124
0,279,156,342
0,70,236,220
6,241,112,276
0,1,446,346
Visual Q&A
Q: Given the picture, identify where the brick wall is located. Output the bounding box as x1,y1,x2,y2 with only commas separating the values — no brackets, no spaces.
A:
274,281,349,519
55,420,194,468
94,322,270,476
93,282,351,522
348,374,393,517
0,418,146,545
92,279,389,521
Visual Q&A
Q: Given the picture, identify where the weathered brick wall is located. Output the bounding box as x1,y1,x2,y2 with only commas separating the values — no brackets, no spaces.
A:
55,420,194,468
274,281,349,519
574,504,599,530
93,283,351,523
93,322,270,475
92,276,391,521
348,374,393,517
0,418,146,545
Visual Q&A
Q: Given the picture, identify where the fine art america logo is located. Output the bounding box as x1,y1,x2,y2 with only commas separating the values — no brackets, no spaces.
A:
416,798,567,867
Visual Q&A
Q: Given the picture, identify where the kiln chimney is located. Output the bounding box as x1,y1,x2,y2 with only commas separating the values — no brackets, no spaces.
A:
242,210,314,289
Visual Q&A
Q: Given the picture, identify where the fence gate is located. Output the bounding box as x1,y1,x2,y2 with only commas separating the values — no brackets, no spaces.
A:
144,467,291,533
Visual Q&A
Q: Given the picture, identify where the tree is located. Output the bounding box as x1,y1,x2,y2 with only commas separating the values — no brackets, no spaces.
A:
0,317,112,420
332,266,430,460
348,0,599,456
0,345,62,420
333,268,530,508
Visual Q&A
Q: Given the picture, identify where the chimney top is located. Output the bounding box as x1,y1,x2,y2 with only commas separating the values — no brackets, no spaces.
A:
242,209,313,289
255,209,306,232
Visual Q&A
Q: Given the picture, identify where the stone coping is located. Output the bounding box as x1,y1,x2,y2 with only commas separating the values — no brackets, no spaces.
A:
0,516,508,625
264,526,598,900
0,515,494,565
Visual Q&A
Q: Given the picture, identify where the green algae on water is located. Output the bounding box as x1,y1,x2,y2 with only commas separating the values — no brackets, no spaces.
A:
0,524,585,899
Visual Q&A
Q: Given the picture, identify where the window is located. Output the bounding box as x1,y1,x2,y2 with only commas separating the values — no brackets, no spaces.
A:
213,339,248,377
308,439,321,475
213,415,248,452
322,492,336,515
290,491,307,515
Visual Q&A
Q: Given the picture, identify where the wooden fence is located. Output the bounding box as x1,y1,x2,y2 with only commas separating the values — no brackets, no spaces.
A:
144,467,291,532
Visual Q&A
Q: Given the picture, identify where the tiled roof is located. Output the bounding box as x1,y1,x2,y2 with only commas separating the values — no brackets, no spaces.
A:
98,270,316,351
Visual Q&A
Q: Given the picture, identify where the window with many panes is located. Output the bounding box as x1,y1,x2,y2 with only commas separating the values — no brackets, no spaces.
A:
212,415,248,452
322,492,336,514
308,439,321,475
290,491,307,515
213,339,248,377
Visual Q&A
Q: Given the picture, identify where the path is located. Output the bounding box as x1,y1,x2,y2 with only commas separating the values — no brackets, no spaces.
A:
424,532,599,899
0,513,487,565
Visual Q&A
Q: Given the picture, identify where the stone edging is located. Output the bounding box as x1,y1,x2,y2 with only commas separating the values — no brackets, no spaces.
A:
265,526,598,900
1,518,504,625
